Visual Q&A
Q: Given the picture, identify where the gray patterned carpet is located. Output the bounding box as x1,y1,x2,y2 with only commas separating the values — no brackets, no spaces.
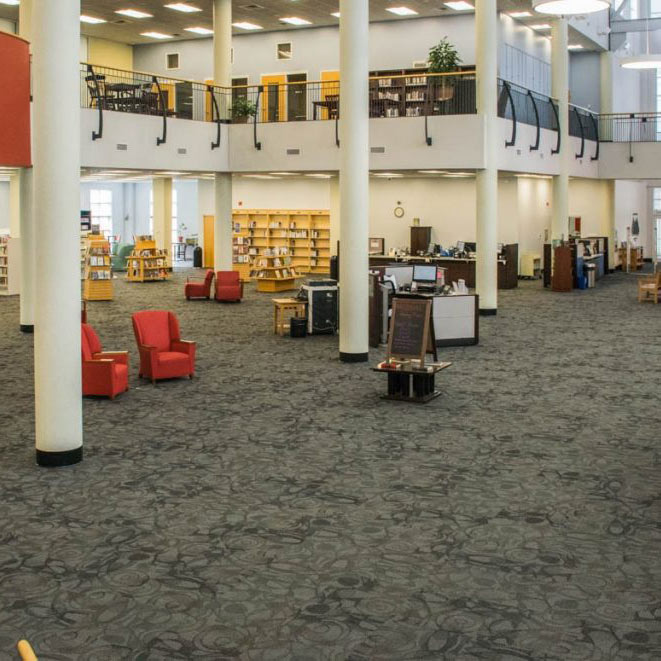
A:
0,268,660,660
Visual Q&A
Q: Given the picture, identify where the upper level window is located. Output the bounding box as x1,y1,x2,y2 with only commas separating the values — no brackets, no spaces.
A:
166,53,180,70
277,43,292,60
90,189,113,238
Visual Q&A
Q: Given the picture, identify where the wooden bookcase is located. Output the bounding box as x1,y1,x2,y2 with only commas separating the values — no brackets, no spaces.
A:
618,246,644,271
251,254,299,292
127,236,170,282
0,235,20,296
232,209,330,278
83,235,113,301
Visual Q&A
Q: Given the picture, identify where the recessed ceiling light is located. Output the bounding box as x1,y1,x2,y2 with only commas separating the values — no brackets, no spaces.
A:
232,21,263,30
0,0,20,5
331,12,340,18
529,23,551,30
80,15,107,24
418,170,448,174
509,11,532,18
141,31,173,39
305,173,332,178
386,6,419,16
116,9,153,18
165,3,202,12
533,0,611,15
243,174,280,179
373,172,404,177
568,44,584,50
269,172,297,176
184,26,213,34
443,1,473,10
279,16,312,26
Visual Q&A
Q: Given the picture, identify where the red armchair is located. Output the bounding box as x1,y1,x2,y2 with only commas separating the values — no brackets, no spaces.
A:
81,324,129,399
132,310,196,384
215,270,243,302
185,270,214,300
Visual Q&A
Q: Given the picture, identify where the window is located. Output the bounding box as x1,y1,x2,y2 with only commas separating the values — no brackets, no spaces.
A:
277,42,292,60
166,53,180,70
90,189,113,238
653,0,661,17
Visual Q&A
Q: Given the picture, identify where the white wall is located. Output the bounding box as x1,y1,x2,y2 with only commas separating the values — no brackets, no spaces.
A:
0,180,10,234
232,177,330,209
568,178,613,239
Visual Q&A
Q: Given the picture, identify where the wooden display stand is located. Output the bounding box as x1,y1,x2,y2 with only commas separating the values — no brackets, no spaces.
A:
83,235,113,301
251,255,298,292
552,245,573,292
0,234,20,296
127,236,170,282
618,246,644,271
233,209,330,277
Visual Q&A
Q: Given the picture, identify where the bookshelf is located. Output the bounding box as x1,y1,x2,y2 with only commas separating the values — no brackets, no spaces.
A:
232,209,331,278
127,236,170,282
83,235,113,301
0,235,20,296
251,254,299,292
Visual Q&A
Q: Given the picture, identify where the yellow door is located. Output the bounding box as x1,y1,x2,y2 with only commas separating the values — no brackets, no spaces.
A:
261,74,286,123
203,215,214,268
320,70,340,120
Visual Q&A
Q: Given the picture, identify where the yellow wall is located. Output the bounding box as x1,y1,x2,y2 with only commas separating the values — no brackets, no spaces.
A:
87,37,133,70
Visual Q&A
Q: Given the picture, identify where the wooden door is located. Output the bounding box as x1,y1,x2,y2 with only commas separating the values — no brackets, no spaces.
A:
203,215,214,268
261,74,286,123
320,70,339,120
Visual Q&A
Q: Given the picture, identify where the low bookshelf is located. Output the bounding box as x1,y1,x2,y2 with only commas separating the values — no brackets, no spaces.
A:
127,236,170,282
251,254,299,292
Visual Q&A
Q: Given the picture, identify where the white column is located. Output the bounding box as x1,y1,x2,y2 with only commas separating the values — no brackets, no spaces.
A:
475,0,498,314
552,18,570,243
214,173,232,271
152,178,173,267
19,0,35,333
339,0,369,362
32,0,82,466
213,0,232,271
19,169,35,331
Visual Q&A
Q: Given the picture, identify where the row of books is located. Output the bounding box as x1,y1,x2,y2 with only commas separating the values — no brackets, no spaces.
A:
89,256,110,266
89,270,111,280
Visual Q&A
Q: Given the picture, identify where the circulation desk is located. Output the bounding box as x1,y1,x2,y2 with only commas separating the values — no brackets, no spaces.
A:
369,245,518,290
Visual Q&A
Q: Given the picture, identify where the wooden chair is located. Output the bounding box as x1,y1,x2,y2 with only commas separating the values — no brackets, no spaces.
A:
17,640,37,661
638,271,661,303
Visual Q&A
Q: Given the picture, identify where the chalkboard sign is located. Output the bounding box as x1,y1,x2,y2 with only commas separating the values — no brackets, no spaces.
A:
387,298,432,363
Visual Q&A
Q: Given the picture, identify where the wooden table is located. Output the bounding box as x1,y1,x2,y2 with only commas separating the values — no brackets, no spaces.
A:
272,298,307,336
372,361,452,403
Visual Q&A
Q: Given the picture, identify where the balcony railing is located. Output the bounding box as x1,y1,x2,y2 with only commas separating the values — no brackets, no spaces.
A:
598,112,661,143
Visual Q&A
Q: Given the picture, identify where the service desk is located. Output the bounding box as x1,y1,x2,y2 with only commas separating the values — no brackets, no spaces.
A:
369,246,518,290
395,292,479,346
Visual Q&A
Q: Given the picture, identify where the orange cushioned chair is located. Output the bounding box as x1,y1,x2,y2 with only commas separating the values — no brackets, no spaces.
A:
132,310,196,384
215,270,243,303
81,323,129,399
185,269,214,300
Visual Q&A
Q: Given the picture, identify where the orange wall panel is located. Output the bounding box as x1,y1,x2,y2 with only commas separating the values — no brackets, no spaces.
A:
0,32,31,167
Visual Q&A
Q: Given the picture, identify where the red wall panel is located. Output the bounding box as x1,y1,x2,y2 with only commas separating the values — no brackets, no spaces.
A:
0,31,31,167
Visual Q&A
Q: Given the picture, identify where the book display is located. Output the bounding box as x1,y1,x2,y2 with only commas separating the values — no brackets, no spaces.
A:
127,236,170,282
232,209,330,279
0,235,19,296
250,254,298,292
83,235,113,301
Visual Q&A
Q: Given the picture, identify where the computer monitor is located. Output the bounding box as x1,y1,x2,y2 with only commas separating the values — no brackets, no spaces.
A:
413,264,437,284
456,241,465,252
464,242,477,252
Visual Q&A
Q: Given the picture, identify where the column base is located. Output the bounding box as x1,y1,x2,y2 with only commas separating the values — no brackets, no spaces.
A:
479,309,497,317
36,447,83,467
340,352,369,363
20,324,34,333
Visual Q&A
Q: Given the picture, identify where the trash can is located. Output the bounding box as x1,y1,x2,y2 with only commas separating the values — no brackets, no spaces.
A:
290,317,308,338
585,263,596,288
193,246,203,268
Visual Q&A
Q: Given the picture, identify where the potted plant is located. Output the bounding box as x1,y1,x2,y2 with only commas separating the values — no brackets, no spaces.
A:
230,97,257,124
428,37,462,103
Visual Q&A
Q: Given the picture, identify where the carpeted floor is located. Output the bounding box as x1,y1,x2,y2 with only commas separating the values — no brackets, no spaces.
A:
0,268,660,660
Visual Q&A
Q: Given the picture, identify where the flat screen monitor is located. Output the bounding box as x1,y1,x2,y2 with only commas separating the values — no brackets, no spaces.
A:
413,264,437,284
464,242,477,252
385,266,413,289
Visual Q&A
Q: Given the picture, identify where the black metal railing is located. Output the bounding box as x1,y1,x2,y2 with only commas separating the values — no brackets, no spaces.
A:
497,79,557,131
569,105,599,142
598,112,661,142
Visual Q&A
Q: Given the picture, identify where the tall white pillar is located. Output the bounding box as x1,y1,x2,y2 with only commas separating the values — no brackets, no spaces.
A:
552,18,570,242
475,0,498,314
152,178,173,267
32,0,82,466
19,0,35,333
19,169,35,331
338,0,369,362
213,0,233,271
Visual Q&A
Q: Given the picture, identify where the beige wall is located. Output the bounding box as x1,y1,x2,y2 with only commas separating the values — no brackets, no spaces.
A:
87,37,133,70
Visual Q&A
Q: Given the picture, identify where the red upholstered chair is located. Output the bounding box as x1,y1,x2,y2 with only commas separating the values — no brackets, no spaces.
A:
132,310,196,384
215,270,243,302
185,270,214,300
81,324,129,399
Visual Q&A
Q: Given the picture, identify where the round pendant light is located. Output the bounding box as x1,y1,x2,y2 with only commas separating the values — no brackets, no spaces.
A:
621,55,661,69
533,0,611,15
